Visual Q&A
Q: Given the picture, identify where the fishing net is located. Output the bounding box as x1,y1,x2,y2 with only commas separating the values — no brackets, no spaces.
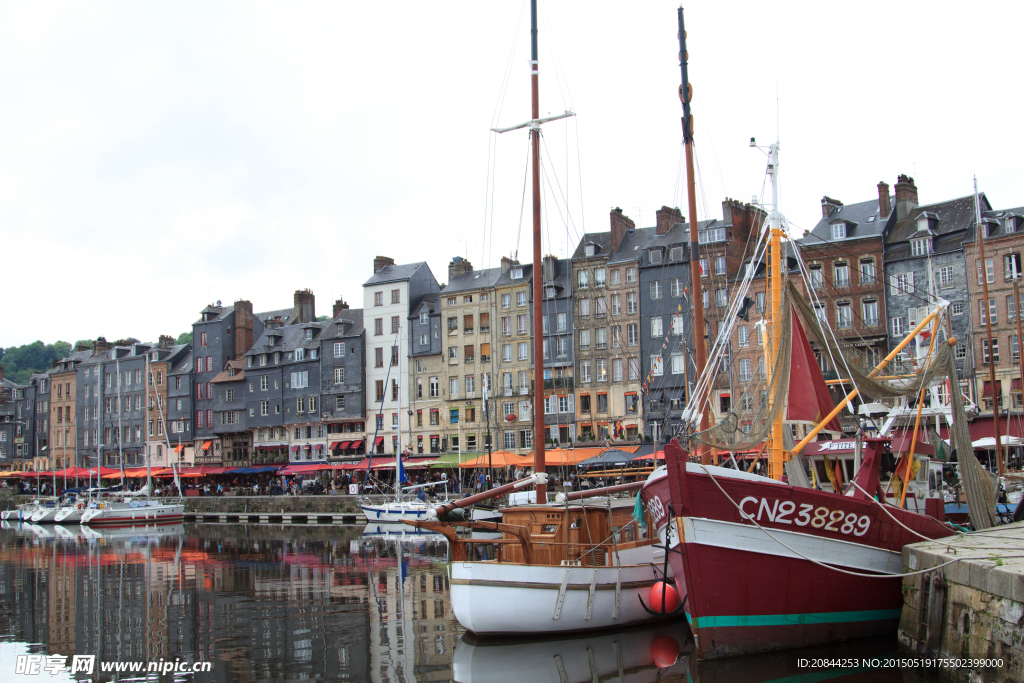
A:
690,280,954,454
945,351,999,529
690,284,794,451
789,281,953,401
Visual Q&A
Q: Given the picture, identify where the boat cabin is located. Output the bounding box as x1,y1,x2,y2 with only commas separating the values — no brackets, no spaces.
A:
422,496,657,566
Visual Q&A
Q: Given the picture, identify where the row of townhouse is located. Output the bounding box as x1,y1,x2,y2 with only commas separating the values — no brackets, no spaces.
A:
4,173,1022,472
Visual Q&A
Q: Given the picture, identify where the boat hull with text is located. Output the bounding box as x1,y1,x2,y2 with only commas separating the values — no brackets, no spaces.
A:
656,440,954,659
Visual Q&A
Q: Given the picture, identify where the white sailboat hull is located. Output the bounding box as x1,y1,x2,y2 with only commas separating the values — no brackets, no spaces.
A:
29,507,58,523
360,501,432,522
54,506,86,524
80,502,184,527
450,559,669,635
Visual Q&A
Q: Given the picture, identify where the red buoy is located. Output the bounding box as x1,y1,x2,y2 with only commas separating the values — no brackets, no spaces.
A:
651,635,680,668
647,580,679,613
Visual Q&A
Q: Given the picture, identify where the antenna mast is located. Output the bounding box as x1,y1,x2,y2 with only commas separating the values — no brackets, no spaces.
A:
679,8,710,464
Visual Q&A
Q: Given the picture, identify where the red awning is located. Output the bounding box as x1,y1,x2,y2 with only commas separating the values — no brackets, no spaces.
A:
373,437,384,446
329,442,342,450
201,440,212,451
632,451,664,461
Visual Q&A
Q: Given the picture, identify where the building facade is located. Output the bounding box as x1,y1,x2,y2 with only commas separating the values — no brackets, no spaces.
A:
363,256,441,455
320,300,367,462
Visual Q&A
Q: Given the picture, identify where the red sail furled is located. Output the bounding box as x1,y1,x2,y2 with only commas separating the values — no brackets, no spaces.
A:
786,309,843,433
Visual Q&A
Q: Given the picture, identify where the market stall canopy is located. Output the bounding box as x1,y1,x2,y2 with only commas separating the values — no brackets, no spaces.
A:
578,449,638,467
278,464,335,475
458,451,529,468
226,466,282,475
970,436,1024,449
532,448,607,466
426,452,478,469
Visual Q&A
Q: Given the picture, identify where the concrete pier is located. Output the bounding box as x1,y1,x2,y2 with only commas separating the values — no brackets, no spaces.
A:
900,521,1024,682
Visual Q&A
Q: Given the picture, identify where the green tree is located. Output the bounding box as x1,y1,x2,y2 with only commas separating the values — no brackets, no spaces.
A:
0,341,72,384
176,332,193,345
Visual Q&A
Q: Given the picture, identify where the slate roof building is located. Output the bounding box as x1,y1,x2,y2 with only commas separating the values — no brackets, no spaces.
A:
438,258,502,457
571,209,652,444
165,346,195,465
319,300,366,461
883,176,982,388
409,292,444,454
362,256,441,455
638,208,694,444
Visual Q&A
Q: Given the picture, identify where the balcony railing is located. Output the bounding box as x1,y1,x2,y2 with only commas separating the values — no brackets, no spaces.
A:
465,356,475,364
480,326,490,334
481,354,491,362
464,328,474,335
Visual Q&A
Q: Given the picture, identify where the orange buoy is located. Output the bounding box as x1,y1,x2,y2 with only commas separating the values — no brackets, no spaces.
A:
648,580,679,613
651,635,680,668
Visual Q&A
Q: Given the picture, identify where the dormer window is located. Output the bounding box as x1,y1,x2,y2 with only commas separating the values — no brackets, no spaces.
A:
227,366,235,377
910,237,932,257
649,249,663,265
419,312,429,325
304,329,314,341
1007,216,1017,233
545,286,556,298
512,267,523,279
831,222,846,240
669,246,683,261
584,244,596,257
295,348,305,361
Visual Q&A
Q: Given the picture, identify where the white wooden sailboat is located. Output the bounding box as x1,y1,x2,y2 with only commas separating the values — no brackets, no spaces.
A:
401,0,680,636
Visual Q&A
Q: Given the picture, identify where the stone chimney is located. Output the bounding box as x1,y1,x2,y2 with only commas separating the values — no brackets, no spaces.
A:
158,334,175,348
448,256,473,281
93,337,113,354
542,255,557,283
293,289,315,324
655,206,683,236
500,256,518,275
233,299,254,357
332,297,350,318
821,196,844,218
610,207,635,251
877,181,891,218
373,255,395,273
894,174,919,220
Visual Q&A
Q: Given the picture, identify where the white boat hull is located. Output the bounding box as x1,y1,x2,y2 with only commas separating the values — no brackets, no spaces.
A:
29,507,58,523
80,502,184,527
1,506,36,522
54,506,86,524
360,501,432,522
450,559,671,635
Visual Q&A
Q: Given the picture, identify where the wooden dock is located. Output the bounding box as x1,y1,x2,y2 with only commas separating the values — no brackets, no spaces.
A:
183,511,365,525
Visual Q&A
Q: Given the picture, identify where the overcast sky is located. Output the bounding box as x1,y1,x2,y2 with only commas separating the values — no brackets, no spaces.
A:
1,1,1021,349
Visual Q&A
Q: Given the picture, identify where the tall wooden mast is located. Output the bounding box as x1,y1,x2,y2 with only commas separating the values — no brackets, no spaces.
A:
529,0,546,503
678,8,710,465
491,1,574,502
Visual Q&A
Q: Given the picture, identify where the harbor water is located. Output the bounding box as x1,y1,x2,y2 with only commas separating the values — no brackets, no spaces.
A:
0,521,946,682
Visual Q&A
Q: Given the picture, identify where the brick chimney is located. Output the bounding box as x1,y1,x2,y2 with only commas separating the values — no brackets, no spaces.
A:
93,337,113,354
655,206,683,236
821,196,844,218
610,207,635,251
877,181,891,218
265,316,284,329
233,299,254,357
542,255,557,283
448,256,473,281
158,334,175,348
894,174,919,220
500,256,518,275
332,297,350,318
373,255,395,273
293,289,315,324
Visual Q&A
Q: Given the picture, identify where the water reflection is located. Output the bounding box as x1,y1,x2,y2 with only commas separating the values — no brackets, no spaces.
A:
0,522,941,683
